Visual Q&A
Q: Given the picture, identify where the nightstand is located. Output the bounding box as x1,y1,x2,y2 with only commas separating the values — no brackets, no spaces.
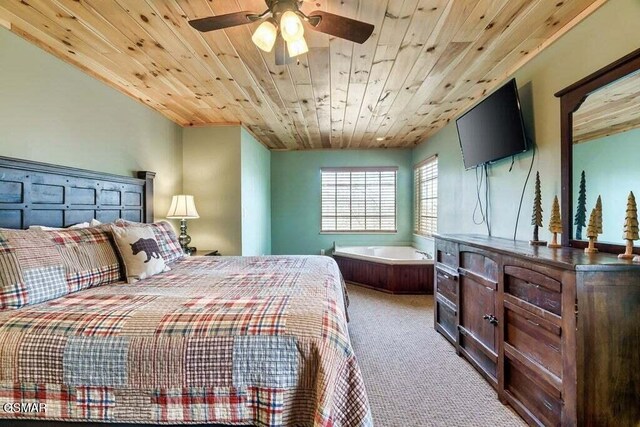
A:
192,250,221,256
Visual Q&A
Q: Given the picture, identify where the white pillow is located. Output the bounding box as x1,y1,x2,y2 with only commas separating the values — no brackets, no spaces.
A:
29,222,91,231
110,225,170,283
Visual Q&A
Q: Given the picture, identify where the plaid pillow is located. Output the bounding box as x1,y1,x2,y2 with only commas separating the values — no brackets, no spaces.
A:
111,220,184,264
0,228,122,310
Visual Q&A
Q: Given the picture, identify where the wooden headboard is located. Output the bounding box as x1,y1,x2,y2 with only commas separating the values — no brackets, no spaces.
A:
0,156,155,229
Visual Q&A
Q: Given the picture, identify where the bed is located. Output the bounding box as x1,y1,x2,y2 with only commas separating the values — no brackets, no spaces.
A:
0,157,372,427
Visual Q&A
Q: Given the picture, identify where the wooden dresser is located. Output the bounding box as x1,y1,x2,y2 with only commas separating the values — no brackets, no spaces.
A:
434,234,640,427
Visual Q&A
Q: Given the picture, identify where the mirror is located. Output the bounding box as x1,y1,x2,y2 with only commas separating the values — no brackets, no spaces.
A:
557,48,640,253
572,69,640,246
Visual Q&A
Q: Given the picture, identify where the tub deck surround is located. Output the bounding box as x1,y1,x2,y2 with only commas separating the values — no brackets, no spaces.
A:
333,246,434,294
334,246,432,265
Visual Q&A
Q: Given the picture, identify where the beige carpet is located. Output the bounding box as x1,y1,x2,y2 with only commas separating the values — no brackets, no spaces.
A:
346,284,526,427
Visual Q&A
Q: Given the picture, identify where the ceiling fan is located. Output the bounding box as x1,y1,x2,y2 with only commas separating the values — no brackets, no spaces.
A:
188,0,375,65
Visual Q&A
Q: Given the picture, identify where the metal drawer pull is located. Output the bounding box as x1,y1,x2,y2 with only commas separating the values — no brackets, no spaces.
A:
526,318,540,327
546,343,560,352
543,400,554,411
524,281,541,289
483,314,498,325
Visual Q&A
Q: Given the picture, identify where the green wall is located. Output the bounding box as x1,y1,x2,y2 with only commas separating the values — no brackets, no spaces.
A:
4,0,639,253
0,28,183,220
182,126,242,255
182,126,271,255
271,149,413,255
241,128,272,255
272,0,640,255
412,0,640,245
573,128,640,245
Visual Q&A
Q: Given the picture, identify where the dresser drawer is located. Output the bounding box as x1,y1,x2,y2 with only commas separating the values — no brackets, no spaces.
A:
435,266,458,302
436,240,458,269
505,356,562,427
504,265,562,316
435,295,457,343
504,301,562,378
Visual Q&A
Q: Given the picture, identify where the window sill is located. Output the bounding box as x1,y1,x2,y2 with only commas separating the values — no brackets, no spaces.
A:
413,234,435,240
320,231,398,235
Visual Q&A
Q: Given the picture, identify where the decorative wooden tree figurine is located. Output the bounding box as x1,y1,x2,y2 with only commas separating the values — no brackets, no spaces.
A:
530,172,547,245
548,196,562,248
619,191,638,259
585,196,603,254
574,171,587,240
595,195,603,233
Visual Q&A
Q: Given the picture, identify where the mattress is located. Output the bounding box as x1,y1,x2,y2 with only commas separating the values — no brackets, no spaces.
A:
0,255,372,426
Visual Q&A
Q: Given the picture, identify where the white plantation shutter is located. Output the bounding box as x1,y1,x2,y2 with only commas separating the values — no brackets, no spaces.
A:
321,167,397,232
414,156,438,236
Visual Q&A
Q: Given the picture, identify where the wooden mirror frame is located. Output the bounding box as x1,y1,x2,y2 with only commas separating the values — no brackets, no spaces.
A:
555,48,640,254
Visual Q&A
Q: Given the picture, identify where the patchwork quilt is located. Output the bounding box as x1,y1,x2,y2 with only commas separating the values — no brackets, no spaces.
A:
0,256,372,426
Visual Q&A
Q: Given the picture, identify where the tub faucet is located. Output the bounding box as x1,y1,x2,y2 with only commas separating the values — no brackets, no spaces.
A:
416,250,433,260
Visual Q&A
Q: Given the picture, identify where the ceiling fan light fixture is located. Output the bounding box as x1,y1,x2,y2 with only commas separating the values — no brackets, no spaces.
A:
252,19,278,52
280,10,304,42
287,37,309,58
187,4,376,65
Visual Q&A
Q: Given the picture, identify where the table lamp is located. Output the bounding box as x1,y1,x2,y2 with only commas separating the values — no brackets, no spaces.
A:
166,195,200,255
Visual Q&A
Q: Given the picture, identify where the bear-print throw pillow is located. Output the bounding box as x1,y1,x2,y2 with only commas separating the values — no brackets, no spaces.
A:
110,225,169,283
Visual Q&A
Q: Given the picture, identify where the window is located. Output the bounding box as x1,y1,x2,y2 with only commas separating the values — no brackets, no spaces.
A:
321,167,397,233
414,155,438,236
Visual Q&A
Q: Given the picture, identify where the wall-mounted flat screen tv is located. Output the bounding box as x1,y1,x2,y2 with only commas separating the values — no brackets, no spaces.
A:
456,79,529,169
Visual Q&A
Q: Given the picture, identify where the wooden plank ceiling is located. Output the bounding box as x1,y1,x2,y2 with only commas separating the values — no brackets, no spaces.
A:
0,0,606,150
573,69,640,144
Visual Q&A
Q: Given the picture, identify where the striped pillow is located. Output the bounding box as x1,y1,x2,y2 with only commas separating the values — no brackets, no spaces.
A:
111,220,184,264
0,227,122,310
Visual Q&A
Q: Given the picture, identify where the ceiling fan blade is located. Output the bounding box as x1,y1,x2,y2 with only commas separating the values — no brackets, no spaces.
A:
307,11,374,44
189,12,258,32
275,34,294,66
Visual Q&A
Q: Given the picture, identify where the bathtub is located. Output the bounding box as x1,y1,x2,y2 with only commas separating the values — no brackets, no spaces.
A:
333,245,433,265
333,246,434,294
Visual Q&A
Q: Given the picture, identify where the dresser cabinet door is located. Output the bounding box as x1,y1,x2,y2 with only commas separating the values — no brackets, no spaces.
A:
458,248,499,384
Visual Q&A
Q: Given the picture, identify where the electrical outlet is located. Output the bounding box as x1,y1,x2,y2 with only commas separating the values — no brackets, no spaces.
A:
320,249,325,255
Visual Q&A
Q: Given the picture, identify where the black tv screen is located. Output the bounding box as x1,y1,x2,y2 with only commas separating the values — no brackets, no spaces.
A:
456,79,529,169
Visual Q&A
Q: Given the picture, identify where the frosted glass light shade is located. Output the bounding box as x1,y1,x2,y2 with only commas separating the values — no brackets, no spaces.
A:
166,195,200,219
287,37,309,57
252,20,278,52
280,11,304,42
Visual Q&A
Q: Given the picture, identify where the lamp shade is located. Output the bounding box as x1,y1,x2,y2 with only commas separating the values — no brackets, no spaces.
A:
252,19,278,52
166,195,200,219
280,11,304,42
287,37,309,58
